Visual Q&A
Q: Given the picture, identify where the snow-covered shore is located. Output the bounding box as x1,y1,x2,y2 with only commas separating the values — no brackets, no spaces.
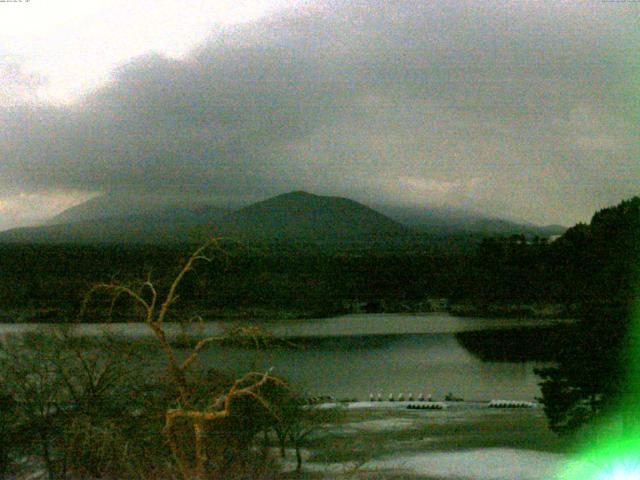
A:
279,448,572,479
281,401,574,479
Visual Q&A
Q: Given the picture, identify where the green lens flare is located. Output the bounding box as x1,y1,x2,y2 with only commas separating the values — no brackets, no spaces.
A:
559,288,640,479
560,437,640,479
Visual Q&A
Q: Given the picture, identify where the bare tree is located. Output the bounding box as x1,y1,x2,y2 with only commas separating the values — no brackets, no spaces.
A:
0,328,144,479
82,238,288,480
272,392,343,471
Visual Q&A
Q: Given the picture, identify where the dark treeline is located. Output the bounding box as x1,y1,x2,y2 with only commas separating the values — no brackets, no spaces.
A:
0,241,465,320
0,196,637,322
454,196,639,314
455,325,577,362
533,197,639,434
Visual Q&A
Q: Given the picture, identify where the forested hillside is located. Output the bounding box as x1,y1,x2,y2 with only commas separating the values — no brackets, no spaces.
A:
534,197,639,434
0,197,636,322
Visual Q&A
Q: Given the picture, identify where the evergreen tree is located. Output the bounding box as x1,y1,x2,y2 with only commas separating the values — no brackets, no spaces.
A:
536,197,639,434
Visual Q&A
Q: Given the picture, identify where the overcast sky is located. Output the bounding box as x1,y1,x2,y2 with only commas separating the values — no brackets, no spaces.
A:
0,0,638,230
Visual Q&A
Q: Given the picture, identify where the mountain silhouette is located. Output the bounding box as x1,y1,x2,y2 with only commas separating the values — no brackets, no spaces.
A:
0,191,563,244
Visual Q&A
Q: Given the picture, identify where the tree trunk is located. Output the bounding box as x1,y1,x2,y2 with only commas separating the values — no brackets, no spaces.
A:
261,429,270,460
274,428,286,458
295,444,302,471
40,430,56,480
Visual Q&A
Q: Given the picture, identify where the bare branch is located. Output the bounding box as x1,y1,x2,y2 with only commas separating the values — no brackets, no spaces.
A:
179,336,222,371
83,283,152,322
157,238,221,325
79,237,290,480
142,276,157,314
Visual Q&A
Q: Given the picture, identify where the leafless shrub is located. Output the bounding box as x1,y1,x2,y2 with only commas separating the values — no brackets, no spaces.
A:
81,238,292,480
0,328,146,479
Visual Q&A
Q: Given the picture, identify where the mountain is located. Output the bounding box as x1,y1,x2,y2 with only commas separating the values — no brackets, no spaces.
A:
212,191,407,241
47,192,230,225
0,210,226,244
0,191,405,244
0,190,564,244
2,198,229,244
376,204,566,238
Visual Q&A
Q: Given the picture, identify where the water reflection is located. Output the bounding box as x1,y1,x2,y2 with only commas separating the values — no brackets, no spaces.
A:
0,313,557,401
195,333,543,401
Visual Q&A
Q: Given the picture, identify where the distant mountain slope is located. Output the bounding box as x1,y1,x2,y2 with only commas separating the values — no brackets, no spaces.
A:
377,204,566,238
0,190,564,244
2,201,229,244
48,194,150,224
213,191,407,240
48,192,230,225
0,191,406,244
0,211,223,244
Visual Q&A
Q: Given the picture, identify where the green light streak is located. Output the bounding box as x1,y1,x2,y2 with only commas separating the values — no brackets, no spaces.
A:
558,285,640,479
553,7,640,468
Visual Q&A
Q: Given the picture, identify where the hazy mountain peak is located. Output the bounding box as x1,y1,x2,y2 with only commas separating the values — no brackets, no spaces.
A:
214,190,406,241
283,190,315,197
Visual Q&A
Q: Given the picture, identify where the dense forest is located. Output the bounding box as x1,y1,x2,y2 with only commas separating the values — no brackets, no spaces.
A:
534,197,639,434
0,197,637,323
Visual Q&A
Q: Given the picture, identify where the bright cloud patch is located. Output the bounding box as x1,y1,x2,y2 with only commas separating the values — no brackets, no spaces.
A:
0,191,95,230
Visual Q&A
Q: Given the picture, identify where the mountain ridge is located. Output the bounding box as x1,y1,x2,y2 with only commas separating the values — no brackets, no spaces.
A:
212,191,407,240
0,191,565,244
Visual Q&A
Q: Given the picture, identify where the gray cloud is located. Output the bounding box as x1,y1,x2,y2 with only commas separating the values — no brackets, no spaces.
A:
1,0,638,226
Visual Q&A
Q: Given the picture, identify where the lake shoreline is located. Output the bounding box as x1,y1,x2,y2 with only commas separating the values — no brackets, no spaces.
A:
275,402,574,480
0,312,564,402
0,302,575,324
0,312,574,339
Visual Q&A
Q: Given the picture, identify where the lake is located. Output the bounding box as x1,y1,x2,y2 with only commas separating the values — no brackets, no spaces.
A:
0,313,563,402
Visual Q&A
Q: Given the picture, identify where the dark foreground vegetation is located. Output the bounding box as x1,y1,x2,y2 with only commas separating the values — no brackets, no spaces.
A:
534,197,639,435
0,329,341,479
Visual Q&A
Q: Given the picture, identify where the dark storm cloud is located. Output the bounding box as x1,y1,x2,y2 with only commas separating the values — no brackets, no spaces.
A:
1,0,638,224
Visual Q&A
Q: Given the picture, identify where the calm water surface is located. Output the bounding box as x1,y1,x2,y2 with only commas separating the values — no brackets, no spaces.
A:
0,313,560,402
